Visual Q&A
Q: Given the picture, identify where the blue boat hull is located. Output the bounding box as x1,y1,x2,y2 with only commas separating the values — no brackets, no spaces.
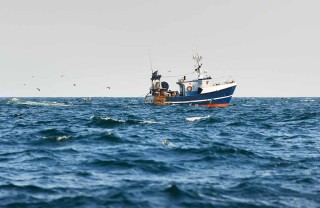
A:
166,85,236,106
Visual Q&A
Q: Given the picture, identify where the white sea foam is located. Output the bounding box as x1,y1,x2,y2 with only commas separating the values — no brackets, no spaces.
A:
91,116,125,123
7,98,70,107
300,99,315,102
82,97,92,101
102,117,125,123
90,116,160,125
23,101,71,107
186,115,210,122
139,120,160,124
56,136,70,141
11,98,19,102
6,98,20,104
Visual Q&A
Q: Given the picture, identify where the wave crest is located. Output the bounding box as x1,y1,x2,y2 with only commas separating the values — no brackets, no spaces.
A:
7,98,71,107
186,115,210,122
89,116,159,127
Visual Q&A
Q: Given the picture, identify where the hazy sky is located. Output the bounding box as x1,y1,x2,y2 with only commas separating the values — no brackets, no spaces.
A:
0,0,319,97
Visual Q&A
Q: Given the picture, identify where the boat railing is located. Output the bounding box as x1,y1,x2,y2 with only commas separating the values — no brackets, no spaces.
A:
211,76,235,86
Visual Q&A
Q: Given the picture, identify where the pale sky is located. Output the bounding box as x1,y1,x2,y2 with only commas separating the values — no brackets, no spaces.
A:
0,0,319,97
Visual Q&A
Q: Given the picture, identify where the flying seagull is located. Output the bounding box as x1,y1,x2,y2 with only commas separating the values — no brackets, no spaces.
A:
60,75,65,78
106,86,111,89
73,84,76,87
168,69,171,72
23,84,26,86
36,88,40,91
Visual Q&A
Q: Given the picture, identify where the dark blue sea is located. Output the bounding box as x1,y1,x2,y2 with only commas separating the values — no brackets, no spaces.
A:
0,97,319,207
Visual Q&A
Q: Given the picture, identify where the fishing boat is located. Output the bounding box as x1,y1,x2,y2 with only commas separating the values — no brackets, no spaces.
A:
144,54,237,107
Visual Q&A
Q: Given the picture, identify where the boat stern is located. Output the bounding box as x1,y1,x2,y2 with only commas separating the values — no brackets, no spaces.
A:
144,95,154,105
145,95,168,105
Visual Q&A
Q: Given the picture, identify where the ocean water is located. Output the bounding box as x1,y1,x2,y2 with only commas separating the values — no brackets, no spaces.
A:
0,97,319,207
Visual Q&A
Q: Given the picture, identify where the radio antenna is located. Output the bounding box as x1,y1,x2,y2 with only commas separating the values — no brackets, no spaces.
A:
149,49,153,73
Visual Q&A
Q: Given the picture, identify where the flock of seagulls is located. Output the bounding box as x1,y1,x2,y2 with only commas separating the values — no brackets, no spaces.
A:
23,75,111,92
22,69,174,93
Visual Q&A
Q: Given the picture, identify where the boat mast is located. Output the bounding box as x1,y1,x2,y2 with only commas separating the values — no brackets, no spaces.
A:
149,49,153,73
193,54,203,78
149,49,155,94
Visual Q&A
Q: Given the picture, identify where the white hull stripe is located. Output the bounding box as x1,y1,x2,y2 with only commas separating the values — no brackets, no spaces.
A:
169,95,232,104
214,95,233,100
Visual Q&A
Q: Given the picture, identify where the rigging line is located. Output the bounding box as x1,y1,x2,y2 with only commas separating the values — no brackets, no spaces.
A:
162,71,196,78
149,49,153,73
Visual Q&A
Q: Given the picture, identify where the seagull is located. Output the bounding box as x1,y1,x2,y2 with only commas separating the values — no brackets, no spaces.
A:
60,75,65,78
73,84,76,87
168,69,171,72
36,88,40,91
23,84,26,86
106,86,111,89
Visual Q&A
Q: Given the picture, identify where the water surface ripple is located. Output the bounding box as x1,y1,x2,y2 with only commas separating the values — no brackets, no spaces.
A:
0,97,319,207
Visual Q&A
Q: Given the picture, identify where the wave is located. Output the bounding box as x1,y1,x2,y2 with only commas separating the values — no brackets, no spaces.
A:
1,97,319,207
37,128,73,143
164,184,196,198
0,183,55,194
56,136,71,142
186,115,210,122
295,112,318,121
89,116,160,128
227,121,249,127
9,98,19,102
162,184,213,207
89,116,126,127
89,158,182,174
40,128,72,136
281,112,319,122
31,136,72,145
242,104,254,107
173,144,256,158
139,120,161,124
95,132,122,142
300,99,315,102
7,98,71,107
91,159,134,168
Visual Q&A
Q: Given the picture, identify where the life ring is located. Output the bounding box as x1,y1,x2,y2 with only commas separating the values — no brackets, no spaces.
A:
187,86,192,92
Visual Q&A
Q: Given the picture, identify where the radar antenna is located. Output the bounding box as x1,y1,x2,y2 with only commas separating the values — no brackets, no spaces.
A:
193,54,203,77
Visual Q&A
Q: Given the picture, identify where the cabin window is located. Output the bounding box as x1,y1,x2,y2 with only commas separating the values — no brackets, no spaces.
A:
206,81,209,84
